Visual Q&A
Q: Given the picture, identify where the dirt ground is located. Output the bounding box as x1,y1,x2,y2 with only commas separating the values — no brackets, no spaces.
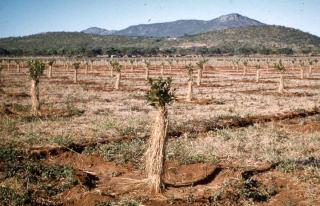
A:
0,58,320,206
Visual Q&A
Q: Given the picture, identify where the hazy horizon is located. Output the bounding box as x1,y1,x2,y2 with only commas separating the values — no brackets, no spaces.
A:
0,0,320,38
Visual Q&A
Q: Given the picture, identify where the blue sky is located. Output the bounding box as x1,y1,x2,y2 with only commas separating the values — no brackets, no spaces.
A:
0,0,319,38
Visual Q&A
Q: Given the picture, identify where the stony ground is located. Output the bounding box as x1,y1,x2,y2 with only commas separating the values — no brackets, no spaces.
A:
0,58,320,206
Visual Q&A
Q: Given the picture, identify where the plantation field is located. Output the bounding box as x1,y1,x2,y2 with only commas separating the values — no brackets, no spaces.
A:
1,57,320,206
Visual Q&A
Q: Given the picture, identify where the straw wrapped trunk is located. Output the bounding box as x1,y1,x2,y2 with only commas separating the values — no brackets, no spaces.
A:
114,72,121,90
145,106,168,194
31,79,40,116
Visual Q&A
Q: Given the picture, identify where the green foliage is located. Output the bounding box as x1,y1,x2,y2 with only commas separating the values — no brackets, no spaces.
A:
243,60,248,66
72,62,80,70
27,60,45,80
308,60,313,65
144,60,151,68
0,146,78,204
110,60,122,72
97,138,145,165
48,60,55,66
238,179,273,202
274,60,286,73
185,63,194,81
255,64,261,69
196,59,208,70
145,77,175,108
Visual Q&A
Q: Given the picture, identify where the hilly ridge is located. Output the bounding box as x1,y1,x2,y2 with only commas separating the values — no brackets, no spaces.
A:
81,13,265,37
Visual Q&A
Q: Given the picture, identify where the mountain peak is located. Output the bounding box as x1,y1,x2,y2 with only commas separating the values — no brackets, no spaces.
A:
216,13,244,21
82,13,266,37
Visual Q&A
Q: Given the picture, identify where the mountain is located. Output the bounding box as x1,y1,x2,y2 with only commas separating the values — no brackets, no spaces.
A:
81,27,116,35
165,26,320,50
1,25,319,55
81,13,265,37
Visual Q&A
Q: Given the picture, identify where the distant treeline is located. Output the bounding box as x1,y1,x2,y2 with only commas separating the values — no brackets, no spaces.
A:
0,46,316,57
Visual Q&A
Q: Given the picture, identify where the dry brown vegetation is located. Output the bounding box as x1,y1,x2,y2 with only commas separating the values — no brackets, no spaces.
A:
0,56,320,206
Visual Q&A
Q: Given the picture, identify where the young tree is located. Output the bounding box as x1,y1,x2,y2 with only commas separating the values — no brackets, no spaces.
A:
15,60,20,73
145,77,175,194
160,61,165,77
167,60,173,72
274,60,286,93
110,61,122,90
90,59,94,71
243,60,248,77
255,64,261,83
308,60,313,77
47,60,55,78
85,61,89,75
145,60,151,80
300,61,305,80
73,62,80,83
130,59,134,72
7,60,11,71
196,59,208,86
28,60,45,116
108,60,114,77
185,64,194,102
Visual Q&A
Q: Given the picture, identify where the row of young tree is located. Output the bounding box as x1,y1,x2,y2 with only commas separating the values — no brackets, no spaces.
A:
1,45,317,57
1,56,319,194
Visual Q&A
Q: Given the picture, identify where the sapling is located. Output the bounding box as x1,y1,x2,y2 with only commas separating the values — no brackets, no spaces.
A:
167,60,173,72
145,60,151,80
145,77,175,194
243,60,248,77
160,61,165,77
85,61,89,75
300,61,305,79
255,64,261,83
130,59,134,72
185,64,194,102
274,60,286,93
73,62,80,83
90,59,94,71
28,60,45,116
308,60,313,77
7,60,10,71
108,60,114,77
196,59,208,86
110,60,122,90
47,60,55,78
15,60,20,72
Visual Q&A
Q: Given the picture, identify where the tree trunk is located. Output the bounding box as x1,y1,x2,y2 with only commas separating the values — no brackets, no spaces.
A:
17,64,20,73
278,74,284,93
48,66,52,78
186,80,193,101
131,64,134,72
74,69,78,83
110,67,113,77
114,72,121,90
85,64,88,75
309,66,312,77
31,79,40,116
300,68,304,79
243,66,247,76
196,68,202,86
256,70,260,83
161,65,164,77
145,67,149,80
145,106,168,194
